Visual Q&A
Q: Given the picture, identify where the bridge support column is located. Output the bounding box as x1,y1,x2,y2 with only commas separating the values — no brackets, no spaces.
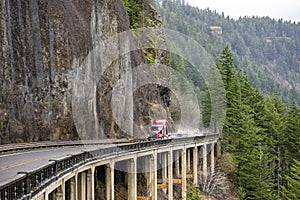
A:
47,185,63,200
175,151,180,177
75,173,78,200
128,157,137,200
211,143,215,174
203,144,207,179
80,172,86,200
87,168,95,200
187,148,191,172
106,162,114,200
70,177,75,200
168,150,173,200
151,152,157,199
162,153,168,193
144,157,151,196
181,148,187,199
217,140,221,157
193,146,198,184
44,191,49,200
56,186,64,200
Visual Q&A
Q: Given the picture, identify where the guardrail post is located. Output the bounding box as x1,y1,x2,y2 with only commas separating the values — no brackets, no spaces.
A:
17,172,31,196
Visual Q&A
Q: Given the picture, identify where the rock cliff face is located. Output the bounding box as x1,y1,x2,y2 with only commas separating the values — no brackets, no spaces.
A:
0,0,170,144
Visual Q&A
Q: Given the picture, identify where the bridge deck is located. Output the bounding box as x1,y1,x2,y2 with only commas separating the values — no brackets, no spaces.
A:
0,144,113,187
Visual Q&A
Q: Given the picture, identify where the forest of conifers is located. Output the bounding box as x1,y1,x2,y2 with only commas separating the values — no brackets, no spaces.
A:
150,0,300,199
154,0,300,106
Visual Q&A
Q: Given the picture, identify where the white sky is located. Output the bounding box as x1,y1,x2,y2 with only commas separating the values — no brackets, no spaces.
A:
185,0,300,22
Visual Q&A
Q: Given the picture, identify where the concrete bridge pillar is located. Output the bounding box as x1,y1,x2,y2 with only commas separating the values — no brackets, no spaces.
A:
168,150,173,200
44,191,49,200
217,140,221,157
56,186,64,200
175,151,180,177
75,173,78,200
211,143,215,174
144,157,151,196
47,185,63,200
151,152,158,199
79,172,87,200
106,162,114,200
162,153,168,193
128,157,137,200
87,168,95,200
193,146,198,185
203,144,207,179
187,148,191,172
181,148,187,199
70,177,75,200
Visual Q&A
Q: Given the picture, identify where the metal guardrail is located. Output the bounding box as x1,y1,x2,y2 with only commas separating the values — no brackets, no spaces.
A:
0,139,139,154
0,135,218,200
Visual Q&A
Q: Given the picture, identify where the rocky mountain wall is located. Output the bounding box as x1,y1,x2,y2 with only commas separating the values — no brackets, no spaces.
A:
0,0,170,144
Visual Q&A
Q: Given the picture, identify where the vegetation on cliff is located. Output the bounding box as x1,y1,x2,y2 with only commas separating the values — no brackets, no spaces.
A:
202,45,300,199
154,0,300,106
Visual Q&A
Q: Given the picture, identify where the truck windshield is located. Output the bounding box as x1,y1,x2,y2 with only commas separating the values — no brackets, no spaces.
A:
151,126,162,131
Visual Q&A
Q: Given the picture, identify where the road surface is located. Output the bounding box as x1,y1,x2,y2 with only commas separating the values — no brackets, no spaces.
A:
0,144,113,187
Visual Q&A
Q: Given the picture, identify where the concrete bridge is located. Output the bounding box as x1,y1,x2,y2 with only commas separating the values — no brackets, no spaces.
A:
0,134,220,200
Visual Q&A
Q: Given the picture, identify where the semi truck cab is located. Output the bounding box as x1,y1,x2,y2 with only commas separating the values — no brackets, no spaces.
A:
147,120,169,140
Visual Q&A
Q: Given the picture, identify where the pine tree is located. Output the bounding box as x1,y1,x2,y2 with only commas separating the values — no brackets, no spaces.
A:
216,44,236,93
215,45,239,152
234,75,276,199
282,159,300,200
216,46,277,199
262,94,286,197
282,101,300,186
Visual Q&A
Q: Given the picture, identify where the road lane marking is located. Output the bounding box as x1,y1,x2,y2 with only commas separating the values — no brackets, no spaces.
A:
0,145,103,170
0,144,112,170
0,154,67,170
0,158,42,170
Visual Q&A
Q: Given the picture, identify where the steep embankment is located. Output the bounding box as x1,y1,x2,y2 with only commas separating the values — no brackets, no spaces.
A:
0,0,170,144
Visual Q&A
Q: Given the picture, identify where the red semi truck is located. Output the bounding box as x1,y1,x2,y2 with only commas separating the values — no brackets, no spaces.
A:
147,120,169,140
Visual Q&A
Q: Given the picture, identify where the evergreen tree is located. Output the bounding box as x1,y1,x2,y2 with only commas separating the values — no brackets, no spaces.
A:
262,94,286,197
155,0,300,106
282,102,300,184
216,46,276,199
235,75,276,199
282,159,300,200
216,44,236,92
215,45,239,152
